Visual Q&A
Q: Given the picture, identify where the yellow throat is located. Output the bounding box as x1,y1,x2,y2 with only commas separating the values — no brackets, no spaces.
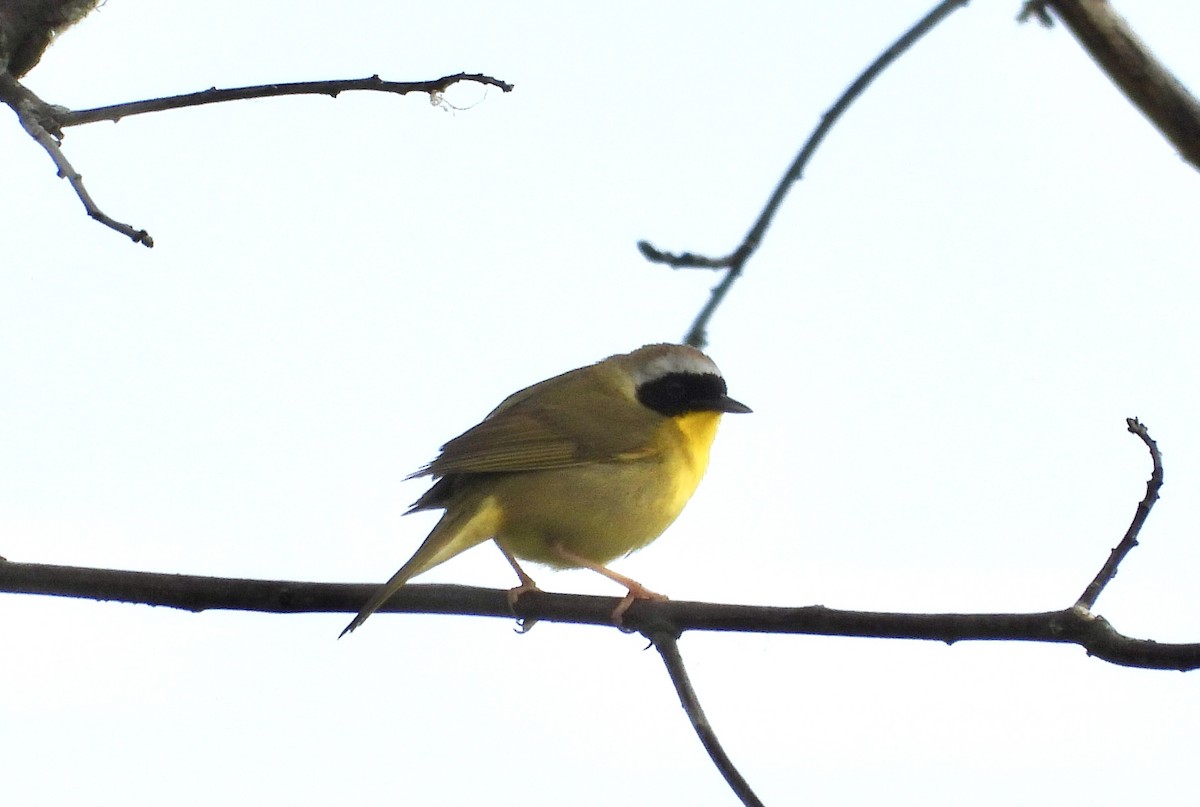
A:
665,410,724,515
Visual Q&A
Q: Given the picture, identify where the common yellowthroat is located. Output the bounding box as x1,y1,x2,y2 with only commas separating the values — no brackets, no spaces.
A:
341,343,749,635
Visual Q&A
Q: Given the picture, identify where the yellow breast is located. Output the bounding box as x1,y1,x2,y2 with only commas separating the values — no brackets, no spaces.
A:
493,409,726,567
661,409,723,518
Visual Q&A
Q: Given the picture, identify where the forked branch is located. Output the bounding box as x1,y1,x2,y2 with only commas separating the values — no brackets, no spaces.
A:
637,0,971,347
0,72,153,245
1,71,513,246
0,418,1182,807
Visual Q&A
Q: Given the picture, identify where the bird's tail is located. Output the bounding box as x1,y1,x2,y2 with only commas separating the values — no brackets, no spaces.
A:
339,495,503,637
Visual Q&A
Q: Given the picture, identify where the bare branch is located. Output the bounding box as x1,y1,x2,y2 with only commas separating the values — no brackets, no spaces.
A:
637,0,971,348
0,73,153,246
58,73,515,127
1025,0,1200,172
635,240,731,270
1075,417,1164,610
2,559,1198,670
647,630,765,807
1,70,512,246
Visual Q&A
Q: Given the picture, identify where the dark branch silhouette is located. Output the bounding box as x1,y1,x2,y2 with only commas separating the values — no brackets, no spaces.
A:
649,630,765,807
0,571,1195,671
57,73,514,127
0,418,1187,674
0,73,153,245
0,414,1185,807
657,0,1200,347
0,72,512,246
637,0,971,348
1076,418,1163,610
1021,0,1200,172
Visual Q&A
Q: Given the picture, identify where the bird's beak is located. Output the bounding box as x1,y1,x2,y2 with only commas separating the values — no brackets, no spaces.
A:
714,395,752,414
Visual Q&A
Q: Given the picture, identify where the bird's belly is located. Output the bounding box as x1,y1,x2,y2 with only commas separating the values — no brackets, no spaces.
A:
492,459,702,568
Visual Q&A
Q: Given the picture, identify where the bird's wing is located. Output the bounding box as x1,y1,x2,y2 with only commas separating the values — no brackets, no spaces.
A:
410,365,661,479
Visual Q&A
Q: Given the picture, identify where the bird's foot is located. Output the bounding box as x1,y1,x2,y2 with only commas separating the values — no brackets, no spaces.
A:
612,582,669,626
507,579,544,634
506,579,543,612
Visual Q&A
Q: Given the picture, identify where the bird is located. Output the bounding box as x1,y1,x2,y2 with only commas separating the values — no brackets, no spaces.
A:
341,343,750,636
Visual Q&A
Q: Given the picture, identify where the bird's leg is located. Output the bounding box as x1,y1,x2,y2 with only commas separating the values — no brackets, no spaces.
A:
549,542,667,623
495,541,541,610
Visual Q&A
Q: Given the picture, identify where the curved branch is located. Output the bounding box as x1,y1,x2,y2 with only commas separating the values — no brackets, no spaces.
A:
1075,417,1163,610
636,0,971,347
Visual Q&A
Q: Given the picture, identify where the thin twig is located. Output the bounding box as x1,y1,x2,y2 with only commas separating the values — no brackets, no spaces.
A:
0,73,153,246
58,72,515,127
635,241,729,269
1075,418,1164,611
1017,1,1054,27
2,560,1199,670
636,0,970,348
648,630,764,807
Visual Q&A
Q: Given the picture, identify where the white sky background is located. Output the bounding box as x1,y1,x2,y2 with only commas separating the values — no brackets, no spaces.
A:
2,1,1198,804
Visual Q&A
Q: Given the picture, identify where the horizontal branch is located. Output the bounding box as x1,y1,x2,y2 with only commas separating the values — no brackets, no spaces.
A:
59,73,515,127
1,560,1195,670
